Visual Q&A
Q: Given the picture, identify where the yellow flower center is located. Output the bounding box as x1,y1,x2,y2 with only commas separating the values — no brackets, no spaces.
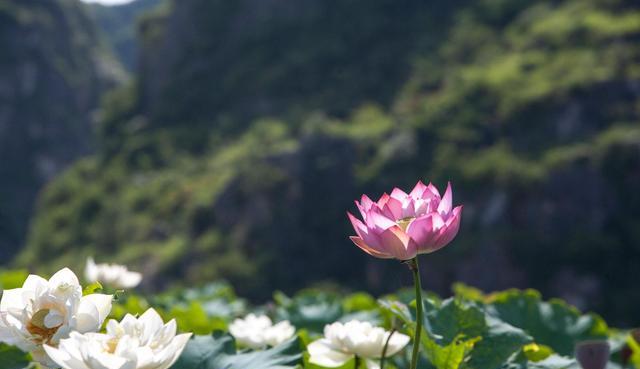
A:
105,337,120,354
397,217,414,232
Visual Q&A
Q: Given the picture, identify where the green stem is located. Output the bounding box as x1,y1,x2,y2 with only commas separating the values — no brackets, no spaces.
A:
409,257,423,369
380,328,396,369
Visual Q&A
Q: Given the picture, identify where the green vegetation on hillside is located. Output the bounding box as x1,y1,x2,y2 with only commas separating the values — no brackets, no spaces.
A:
17,0,640,326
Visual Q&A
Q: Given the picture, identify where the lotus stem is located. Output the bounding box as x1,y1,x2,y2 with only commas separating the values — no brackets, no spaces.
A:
380,328,396,369
409,257,423,369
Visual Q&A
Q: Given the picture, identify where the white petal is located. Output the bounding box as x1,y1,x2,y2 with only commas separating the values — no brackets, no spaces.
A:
138,308,164,342
120,272,142,288
44,344,89,369
308,339,353,368
228,321,242,337
85,258,99,283
49,268,81,293
0,314,34,351
134,346,156,368
0,288,26,312
86,352,135,369
22,275,49,293
158,333,192,369
81,294,113,325
264,321,295,346
32,346,60,368
154,319,177,347
52,325,72,344
229,314,275,349
114,335,139,359
59,332,89,360
116,314,141,339
384,332,410,356
44,310,64,328
106,319,123,337
74,300,101,333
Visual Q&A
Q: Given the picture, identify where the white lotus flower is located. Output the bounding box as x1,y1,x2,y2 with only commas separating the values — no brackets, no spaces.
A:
44,308,192,369
228,313,295,349
0,268,112,367
85,257,142,289
307,320,410,369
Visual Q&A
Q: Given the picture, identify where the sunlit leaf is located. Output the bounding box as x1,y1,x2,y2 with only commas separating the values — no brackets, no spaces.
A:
424,299,531,369
523,343,554,362
422,334,480,369
82,281,103,296
627,333,640,369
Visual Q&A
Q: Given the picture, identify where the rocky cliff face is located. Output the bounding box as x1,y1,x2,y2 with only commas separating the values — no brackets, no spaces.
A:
0,0,123,259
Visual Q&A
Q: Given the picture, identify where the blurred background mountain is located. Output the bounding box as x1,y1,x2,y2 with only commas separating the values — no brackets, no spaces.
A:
0,0,125,261
1,0,639,325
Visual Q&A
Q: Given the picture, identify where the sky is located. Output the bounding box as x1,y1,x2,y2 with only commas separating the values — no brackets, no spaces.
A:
81,0,136,5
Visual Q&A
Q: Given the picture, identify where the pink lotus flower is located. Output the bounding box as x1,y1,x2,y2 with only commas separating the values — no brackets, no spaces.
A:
347,181,462,260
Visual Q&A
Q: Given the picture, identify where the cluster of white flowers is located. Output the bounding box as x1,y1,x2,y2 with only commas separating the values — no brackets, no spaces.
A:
45,308,191,369
0,266,189,369
0,268,112,367
85,258,142,289
308,320,410,369
229,313,296,349
0,266,410,369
